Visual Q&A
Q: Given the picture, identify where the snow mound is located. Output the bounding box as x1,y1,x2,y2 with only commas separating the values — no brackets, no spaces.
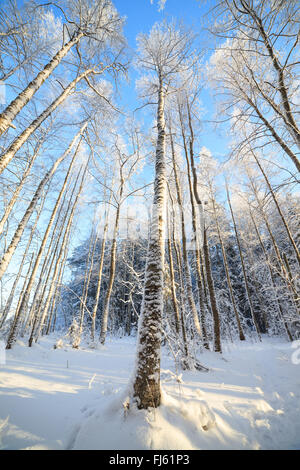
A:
71,388,216,450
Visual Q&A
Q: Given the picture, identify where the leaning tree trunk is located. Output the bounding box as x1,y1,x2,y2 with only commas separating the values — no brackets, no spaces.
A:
0,125,85,280
32,210,69,342
249,209,293,341
30,163,87,346
26,177,71,329
0,193,46,329
46,220,73,335
5,128,86,350
0,31,84,136
253,12,300,151
251,149,300,267
0,69,92,175
170,123,202,338
133,78,167,410
226,185,262,341
212,197,246,341
178,114,210,348
247,173,299,313
0,139,44,235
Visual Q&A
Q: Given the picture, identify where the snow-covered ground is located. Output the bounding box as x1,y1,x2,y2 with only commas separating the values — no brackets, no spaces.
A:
0,335,299,450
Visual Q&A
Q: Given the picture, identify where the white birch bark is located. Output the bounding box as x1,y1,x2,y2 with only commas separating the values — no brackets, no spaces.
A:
226,185,262,341
5,127,86,349
133,79,166,409
0,125,86,279
73,227,98,348
0,32,84,136
91,210,109,342
0,196,45,329
99,202,122,345
0,69,92,174
0,140,43,235
32,160,88,345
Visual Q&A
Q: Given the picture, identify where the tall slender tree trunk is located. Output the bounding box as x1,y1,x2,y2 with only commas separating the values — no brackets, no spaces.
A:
5,252,35,349
5,128,86,350
226,185,262,341
179,110,211,348
26,177,71,329
0,32,83,136
0,139,43,235
31,163,87,346
184,102,219,350
0,69,91,174
91,206,110,343
0,190,46,329
203,228,222,353
168,192,190,365
166,206,181,335
250,149,300,266
99,203,122,345
46,222,72,335
0,125,86,280
212,198,245,341
73,226,98,349
133,79,167,409
169,123,202,338
249,209,293,341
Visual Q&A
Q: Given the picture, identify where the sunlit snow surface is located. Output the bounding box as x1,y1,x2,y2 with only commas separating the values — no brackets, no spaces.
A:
0,335,299,450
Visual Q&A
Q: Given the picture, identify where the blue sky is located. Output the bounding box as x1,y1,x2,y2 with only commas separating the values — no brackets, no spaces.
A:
112,0,228,161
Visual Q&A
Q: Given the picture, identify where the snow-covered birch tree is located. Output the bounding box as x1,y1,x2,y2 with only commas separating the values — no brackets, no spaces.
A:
0,0,124,136
132,20,196,410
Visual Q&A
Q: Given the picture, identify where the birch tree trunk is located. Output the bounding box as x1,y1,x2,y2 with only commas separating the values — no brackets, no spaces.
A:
25,177,71,329
99,202,122,345
249,209,293,341
0,125,85,279
0,69,91,175
0,193,45,329
5,252,35,349
166,207,180,335
31,160,88,346
212,198,246,341
0,139,43,235
166,189,191,366
250,149,300,266
177,113,210,347
226,185,262,341
46,222,72,335
203,227,222,353
73,226,98,348
91,207,110,343
5,128,86,349
0,32,84,136
170,125,202,338
133,79,166,409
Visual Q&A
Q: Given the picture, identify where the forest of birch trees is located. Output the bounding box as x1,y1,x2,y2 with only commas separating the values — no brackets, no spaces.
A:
0,0,299,409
